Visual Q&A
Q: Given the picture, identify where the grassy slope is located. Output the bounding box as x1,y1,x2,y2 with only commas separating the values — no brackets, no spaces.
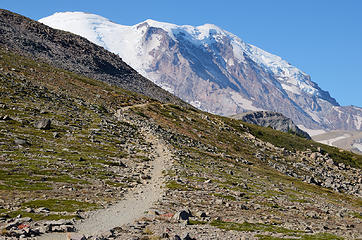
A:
0,47,361,238
0,47,153,219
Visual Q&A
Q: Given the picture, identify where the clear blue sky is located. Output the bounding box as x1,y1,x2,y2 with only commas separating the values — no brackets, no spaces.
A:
2,0,361,106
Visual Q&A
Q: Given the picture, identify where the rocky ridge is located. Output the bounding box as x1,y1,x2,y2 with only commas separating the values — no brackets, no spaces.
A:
232,111,311,139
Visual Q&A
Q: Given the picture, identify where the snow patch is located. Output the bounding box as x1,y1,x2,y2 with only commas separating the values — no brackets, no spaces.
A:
230,92,264,111
190,100,202,108
40,12,321,100
297,125,326,136
281,83,301,95
318,134,351,146
354,115,362,130
352,143,362,152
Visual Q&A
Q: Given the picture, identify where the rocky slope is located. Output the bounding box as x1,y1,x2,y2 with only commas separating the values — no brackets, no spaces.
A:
0,10,361,240
0,9,185,106
39,12,362,131
0,42,361,240
232,111,311,139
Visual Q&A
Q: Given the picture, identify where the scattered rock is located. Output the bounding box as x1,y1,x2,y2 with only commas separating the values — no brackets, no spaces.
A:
172,210,192,221
14,138,30,146
34,119,51,130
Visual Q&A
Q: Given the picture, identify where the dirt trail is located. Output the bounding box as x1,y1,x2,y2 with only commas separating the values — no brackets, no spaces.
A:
38,108,172,239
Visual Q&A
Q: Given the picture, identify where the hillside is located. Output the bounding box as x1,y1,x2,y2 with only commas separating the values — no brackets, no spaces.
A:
39,12,362,132
0,44,361,240
0,9,185,107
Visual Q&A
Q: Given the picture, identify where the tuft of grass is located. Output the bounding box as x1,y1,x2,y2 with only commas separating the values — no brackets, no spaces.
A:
1,210,79,221
22,199,97,212
166,180,195,191
352,212,362,219
212,193,237,201
188,219,207,225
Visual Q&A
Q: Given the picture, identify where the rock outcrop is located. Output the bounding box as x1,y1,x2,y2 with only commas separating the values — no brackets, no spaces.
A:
232,111,311,139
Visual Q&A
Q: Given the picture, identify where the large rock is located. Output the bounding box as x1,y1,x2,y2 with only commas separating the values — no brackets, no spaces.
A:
14,138,30,146
172,210,192,221
34,119,51,130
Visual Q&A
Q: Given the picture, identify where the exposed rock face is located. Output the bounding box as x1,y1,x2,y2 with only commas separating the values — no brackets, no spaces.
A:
232,111,311,139
0,9,185,106
39,12,362,131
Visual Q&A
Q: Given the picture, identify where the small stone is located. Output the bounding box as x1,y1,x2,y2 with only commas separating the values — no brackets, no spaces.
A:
148,210,159,215
172,210,192,221
14,138,30,146
183,233,194,240
161,232,169,238
2,115,12,120
24,208,34,213
34,119,51,130
36,207,50,213
196,211,207,218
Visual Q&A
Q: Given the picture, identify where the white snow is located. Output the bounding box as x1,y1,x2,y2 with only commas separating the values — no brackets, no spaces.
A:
354,115,362,130
297,125,326,136
189,100,202,108
352,143,362,152
230,92,264,111
229,36,319,96
281,83,301,95
39,11,322,99
318,134,351,146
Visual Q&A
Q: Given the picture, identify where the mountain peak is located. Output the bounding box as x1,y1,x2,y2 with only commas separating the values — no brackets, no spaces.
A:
39,12,360,131
43,11,110,22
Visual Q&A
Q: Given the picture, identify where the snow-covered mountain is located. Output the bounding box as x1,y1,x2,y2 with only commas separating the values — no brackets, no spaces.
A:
39,12,362,131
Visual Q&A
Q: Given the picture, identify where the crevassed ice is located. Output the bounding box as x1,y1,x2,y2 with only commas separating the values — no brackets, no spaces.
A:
39,12,320,97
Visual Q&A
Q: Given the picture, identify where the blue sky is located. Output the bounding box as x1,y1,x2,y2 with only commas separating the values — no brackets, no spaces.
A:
2,0,361,106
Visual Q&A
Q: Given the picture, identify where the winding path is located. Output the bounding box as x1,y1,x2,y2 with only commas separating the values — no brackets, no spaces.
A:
38,106,172,239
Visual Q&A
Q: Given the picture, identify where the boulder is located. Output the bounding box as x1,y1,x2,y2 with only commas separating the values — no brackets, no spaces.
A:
35,119,51,130
14,138,30,146
172,210,192,221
